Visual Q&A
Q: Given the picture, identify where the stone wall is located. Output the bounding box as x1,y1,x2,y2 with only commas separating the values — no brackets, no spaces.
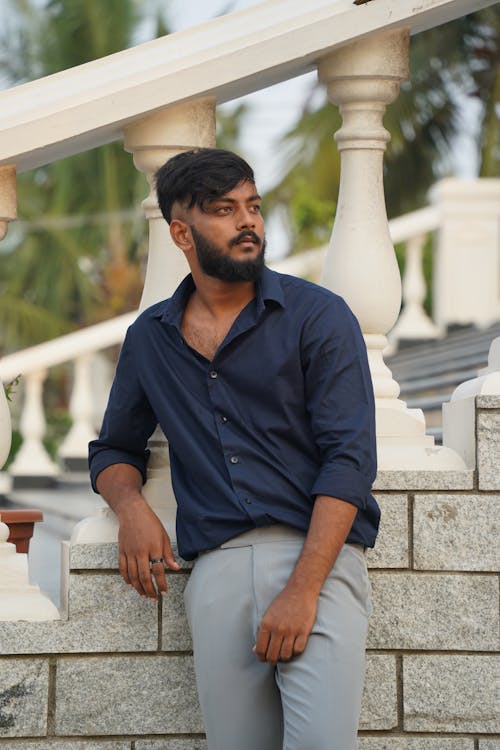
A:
0,395,498,748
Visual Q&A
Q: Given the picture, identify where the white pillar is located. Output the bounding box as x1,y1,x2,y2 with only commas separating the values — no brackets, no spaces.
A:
433,178,500,330
0,519,59,621
0,383,12,470
58,353,98,470
72,98,217,544
390,234,440,346
318,30,465,471
0,165,16,241
9,369,59,483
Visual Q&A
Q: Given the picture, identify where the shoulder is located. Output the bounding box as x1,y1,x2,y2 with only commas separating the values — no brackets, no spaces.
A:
272,270,356,322
127,299,171,335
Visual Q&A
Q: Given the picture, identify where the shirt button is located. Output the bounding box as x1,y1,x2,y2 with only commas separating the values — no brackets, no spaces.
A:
230,456,239,464
209,371,218,379
220,415,228,423
244,497,252,504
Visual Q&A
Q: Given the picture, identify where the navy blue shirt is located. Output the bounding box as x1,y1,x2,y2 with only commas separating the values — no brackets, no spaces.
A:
89,267,380,560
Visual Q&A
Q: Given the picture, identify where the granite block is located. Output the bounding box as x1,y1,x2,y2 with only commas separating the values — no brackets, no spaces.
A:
478,742,500,750
358,738,474,750
0,743,129,749
477,412,500,490
136,741,207,750
367,494,408,568
359,655,397,730
373,470,473,491
403,654,500,732
0,574,158,654
367,573,499,650
161,573,192,651
0,659,49,737
414,494,500,570
477,395,500,409
70,542,193,570
55,655,203,735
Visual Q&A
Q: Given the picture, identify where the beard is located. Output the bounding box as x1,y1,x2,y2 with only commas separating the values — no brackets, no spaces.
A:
190,225,266,283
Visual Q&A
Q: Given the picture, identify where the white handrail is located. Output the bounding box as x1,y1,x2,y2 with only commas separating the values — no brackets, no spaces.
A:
0,0,495,172
0,312,135,382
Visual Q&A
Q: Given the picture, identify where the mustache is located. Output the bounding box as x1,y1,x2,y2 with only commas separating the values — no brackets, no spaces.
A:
229,230,261,247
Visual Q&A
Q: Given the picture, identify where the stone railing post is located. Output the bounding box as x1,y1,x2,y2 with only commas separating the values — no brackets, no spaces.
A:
389,234,440,347
9,369,59,486
72,98,216,544
58,353,98,471
0,165,16,241
318,30,464,471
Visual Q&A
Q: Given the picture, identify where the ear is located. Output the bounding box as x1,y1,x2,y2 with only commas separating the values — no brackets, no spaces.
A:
169,219,193,253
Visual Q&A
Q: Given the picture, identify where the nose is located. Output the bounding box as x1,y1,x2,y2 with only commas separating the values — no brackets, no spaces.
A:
235,206,256,229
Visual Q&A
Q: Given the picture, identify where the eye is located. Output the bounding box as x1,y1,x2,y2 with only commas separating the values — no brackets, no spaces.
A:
214,206,232,215
250,204,261,213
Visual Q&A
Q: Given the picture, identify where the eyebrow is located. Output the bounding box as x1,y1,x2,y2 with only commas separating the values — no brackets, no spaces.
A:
210,194,262,204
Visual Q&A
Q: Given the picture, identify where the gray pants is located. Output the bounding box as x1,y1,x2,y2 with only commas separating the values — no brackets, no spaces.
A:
184,525,371,750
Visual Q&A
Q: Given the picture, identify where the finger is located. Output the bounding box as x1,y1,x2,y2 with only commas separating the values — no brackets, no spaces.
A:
137,557,159,600
126,556,148,598
254,627,271,662
265,633,284,666
119,552,130,584
163,538,181,571
293,633,308,656
150,560,168,597
279,636,295,662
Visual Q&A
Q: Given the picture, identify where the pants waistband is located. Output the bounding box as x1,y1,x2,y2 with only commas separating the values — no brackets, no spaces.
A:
218,524,366,553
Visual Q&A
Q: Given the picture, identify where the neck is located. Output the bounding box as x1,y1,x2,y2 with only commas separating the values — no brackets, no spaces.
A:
189,269,257,318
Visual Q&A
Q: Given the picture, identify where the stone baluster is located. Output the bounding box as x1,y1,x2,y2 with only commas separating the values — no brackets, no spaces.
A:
318,30,464,471
0,165,16,241
58,353,98,471
72,98,216,544
0,166,16,480
9,369,59,486
389,234,440,348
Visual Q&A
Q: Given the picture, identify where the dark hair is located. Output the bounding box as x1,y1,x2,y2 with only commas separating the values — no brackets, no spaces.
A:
155,148,255,224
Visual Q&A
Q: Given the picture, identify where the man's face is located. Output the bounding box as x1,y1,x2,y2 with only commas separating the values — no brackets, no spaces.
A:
189,180,266,283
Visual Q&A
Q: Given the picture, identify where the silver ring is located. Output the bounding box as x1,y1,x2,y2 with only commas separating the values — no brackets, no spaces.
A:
149,557,165,568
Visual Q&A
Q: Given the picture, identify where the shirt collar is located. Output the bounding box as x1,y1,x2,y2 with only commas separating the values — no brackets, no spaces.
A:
155,265,285,328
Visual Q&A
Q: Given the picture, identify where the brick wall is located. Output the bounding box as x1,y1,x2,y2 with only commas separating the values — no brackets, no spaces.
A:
0,395,498,748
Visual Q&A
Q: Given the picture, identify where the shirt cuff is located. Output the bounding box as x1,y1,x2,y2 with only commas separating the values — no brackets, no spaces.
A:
89,449,149,493
311,464,373,509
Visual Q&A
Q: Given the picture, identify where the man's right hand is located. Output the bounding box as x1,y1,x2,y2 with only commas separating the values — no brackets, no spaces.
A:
118,497,180,601
95,463,180,601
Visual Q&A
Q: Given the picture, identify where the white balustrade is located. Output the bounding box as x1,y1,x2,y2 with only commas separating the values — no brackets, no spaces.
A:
389,234,441,345
58,353,98,469
8,369,58,482
318,29,465,471
74,99,219,544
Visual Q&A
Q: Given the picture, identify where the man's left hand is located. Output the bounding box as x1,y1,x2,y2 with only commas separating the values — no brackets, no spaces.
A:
253,585,317,665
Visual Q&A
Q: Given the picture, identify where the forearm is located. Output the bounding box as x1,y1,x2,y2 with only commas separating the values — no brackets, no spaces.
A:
286,495,358,599
95,463,147,519
254,495,357,663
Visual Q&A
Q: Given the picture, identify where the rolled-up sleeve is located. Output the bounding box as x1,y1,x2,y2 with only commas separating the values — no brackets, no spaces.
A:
303,296,377,509
88,327,158,492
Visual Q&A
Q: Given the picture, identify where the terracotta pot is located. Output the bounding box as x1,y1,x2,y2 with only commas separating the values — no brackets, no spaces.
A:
0,508,43,553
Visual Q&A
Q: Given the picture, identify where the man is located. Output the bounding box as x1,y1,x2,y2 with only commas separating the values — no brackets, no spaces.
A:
89,147,379,750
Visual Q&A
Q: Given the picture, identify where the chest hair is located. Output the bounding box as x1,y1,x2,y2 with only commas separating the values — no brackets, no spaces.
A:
182,316,237,361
